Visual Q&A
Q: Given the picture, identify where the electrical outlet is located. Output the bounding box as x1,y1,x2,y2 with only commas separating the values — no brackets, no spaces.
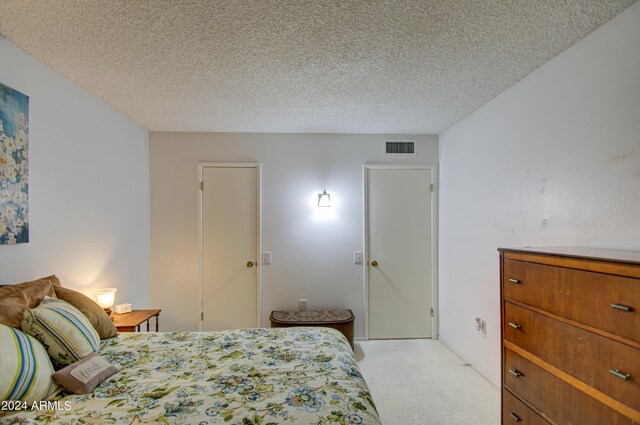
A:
475,318,487,337
353,251,363,264
262,251,272,265
299,299,307,311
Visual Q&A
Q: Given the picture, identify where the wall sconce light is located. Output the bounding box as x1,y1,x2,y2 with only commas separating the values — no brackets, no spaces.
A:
318,190,331,207
96,288,118,315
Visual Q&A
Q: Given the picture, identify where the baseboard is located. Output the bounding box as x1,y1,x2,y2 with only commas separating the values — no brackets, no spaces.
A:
355,336,438,342
438,337,499,390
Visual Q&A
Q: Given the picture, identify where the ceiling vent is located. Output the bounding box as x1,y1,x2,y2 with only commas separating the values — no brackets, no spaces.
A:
386,141,415,154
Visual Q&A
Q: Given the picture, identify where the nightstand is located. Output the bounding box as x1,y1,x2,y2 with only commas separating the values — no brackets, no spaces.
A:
111,309,161,332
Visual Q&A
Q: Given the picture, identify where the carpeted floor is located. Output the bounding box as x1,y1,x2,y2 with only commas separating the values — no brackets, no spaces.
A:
356,339,500,425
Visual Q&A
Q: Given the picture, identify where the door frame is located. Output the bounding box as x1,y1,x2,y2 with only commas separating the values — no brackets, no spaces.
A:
363,163,439,340
198,162,262,330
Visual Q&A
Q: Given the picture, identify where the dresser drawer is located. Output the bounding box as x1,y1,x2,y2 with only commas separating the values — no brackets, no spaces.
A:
505,349,637,425
504,302,640,411
503,391,549,424
503,259,640,343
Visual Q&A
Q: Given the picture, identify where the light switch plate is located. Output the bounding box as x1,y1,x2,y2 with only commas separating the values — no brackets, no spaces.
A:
354,251,363,264
262,251,272,265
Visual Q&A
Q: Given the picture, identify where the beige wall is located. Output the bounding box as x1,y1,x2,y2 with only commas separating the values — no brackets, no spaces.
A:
149,133,438,336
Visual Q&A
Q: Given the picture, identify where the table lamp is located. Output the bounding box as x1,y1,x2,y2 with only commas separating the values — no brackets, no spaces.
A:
96,288,118,315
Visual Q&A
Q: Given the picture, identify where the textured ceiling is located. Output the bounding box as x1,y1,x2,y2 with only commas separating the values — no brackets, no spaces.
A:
0,1,636,134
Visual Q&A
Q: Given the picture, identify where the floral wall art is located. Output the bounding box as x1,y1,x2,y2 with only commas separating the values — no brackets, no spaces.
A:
0,82,29,244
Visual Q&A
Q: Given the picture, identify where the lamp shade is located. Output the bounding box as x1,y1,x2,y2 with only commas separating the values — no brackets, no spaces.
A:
96,288,117,309
318,190,331,207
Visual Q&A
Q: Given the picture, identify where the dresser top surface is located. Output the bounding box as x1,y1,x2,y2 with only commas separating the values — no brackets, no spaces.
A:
498,246,640,265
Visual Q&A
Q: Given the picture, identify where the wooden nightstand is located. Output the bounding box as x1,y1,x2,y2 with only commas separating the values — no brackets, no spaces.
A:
111,309,161,332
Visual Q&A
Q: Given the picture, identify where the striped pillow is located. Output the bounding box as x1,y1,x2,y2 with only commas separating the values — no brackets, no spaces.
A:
22,297,100,369
0,324,60,403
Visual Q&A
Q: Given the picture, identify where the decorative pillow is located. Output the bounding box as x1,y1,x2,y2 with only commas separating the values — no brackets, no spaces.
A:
53,352,120,395
0,324,60,403
0,280,56,329
53,286,117,339
22,297,101,369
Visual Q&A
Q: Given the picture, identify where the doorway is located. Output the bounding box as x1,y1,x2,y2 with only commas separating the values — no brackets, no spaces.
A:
365,165,437,339
199,163,260,330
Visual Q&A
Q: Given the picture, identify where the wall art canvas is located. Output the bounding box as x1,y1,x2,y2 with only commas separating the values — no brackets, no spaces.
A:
0,82,29,244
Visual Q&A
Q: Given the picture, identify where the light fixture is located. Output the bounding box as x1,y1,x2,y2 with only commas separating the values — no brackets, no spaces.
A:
318,190,331,207
96,288,117,315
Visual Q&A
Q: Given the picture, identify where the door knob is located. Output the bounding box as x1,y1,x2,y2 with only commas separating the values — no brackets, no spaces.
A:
371,260,378,267
246,261,254,268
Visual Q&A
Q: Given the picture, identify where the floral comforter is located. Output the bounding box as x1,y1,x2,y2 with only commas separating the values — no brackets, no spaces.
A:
2,327,380,424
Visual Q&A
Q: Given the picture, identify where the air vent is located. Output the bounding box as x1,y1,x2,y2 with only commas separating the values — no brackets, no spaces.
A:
386,141,415,154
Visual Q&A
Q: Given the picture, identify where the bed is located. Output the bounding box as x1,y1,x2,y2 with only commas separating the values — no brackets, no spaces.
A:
1,327,381,425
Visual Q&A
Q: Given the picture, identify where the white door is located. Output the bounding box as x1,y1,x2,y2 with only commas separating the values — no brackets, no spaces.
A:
201,165,259,330
367,167,433,339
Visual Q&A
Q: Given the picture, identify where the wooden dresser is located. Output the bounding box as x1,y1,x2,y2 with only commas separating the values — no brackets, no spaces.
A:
499,247,640,425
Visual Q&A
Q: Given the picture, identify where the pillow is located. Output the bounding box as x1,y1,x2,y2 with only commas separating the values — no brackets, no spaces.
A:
53,286,117,339
0,280,56,329
0,275,61,296
22,297,101,369
0,324,60,403
53,352,120,395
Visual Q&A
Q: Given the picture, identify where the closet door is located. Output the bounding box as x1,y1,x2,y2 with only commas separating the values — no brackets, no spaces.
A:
366,167,433,339
201,165,259,330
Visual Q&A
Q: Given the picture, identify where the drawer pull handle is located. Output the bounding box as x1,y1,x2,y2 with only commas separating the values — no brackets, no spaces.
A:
509,412,521,422
508,322,521,329
609,369,630,380
611,303,633,312
508,278,521,284
508,369,523,378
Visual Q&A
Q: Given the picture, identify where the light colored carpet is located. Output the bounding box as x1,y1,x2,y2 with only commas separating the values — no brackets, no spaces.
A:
356,339,500,425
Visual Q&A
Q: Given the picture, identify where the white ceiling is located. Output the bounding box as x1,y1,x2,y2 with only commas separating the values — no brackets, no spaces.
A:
0,0,635,134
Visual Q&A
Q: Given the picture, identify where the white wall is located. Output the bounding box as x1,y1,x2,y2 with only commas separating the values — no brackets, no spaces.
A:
0,37,150,307
438,2,640,387
149,133,438,336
